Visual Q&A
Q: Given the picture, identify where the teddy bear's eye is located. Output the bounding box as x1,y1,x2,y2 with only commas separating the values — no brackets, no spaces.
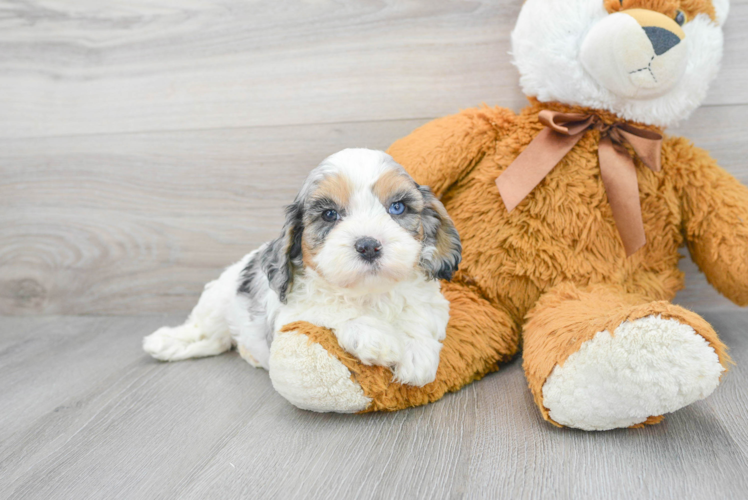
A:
675,10,686,26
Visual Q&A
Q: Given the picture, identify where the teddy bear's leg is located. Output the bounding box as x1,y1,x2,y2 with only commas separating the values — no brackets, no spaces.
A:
268,281,520,413
522,282,731,431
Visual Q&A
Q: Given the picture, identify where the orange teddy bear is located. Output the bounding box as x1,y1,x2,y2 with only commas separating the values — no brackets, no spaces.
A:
268,0,743,430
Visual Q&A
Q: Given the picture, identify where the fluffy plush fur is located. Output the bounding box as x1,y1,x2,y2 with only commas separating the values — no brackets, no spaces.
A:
143,149,461,398
259,0,744,430
542,315,724,430
513,0,728,127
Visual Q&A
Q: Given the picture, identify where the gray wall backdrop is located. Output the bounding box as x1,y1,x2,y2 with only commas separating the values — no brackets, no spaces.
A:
1,0,746,316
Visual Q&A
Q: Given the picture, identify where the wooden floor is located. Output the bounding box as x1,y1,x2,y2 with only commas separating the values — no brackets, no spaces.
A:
2,312,748,499
2,1,748,498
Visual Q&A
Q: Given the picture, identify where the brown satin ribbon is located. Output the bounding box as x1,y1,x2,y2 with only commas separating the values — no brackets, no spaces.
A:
495,110,662,256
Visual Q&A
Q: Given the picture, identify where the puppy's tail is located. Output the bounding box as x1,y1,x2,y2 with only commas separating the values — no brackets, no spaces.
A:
143,322,232,361
143,258,248,361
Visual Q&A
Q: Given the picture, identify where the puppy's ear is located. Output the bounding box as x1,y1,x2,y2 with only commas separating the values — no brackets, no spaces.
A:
260,201,304,303
418,185,461,281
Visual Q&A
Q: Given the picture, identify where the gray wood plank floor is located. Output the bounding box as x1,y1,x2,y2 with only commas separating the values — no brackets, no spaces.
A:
2,312,748,499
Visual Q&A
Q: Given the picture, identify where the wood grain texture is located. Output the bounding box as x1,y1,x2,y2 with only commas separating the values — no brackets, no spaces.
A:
2,107,746,315
0,0,747,315
2,313,748,499
0,0,744,140
0,0,523,139
0,119,429,314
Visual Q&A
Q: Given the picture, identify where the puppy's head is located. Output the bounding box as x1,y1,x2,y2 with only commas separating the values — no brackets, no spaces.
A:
261,148,461,301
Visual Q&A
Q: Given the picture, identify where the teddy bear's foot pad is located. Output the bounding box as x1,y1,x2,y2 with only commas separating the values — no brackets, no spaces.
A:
542,315,724,431
269,329,371,413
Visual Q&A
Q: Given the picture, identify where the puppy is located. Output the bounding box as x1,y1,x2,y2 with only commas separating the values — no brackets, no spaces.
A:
143,148,461,386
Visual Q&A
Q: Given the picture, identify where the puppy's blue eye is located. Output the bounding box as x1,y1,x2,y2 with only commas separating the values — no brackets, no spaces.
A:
388,202,405,215
322,209,338,222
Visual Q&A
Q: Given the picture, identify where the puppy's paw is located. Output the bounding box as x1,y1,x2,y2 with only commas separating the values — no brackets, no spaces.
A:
393,338,442,387
335,317,403,367
237,343,264,368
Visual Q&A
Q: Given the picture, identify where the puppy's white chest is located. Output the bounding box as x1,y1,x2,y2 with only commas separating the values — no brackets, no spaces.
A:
274,272,449,341
273,273,450,387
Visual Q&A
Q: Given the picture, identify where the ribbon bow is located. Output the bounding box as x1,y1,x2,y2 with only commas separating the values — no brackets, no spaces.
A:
495,110,663,256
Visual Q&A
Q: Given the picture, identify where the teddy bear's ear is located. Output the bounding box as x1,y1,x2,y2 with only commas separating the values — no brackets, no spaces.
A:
714,0,729,26
417,185,462,281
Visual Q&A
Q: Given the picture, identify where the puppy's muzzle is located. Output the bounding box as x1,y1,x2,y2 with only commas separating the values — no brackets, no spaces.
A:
355,237,382,262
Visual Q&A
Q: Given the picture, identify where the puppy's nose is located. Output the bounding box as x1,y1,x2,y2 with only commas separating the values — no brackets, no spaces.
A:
354,237,382,262
643,26,680,55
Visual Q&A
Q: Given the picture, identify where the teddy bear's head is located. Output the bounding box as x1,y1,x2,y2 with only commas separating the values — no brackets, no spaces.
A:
511,0,729,127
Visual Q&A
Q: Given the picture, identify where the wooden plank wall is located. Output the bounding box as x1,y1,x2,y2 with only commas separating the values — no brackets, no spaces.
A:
1,0,747,315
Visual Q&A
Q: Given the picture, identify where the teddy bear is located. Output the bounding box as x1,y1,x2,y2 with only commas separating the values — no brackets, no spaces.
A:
267,0,744,431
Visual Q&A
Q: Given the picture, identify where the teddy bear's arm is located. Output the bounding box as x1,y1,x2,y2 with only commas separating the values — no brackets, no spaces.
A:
388,107,514,197
674,139,748,306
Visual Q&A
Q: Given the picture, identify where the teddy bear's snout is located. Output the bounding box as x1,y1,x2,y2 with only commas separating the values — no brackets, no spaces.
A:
626,8,685,54
579,8,688,99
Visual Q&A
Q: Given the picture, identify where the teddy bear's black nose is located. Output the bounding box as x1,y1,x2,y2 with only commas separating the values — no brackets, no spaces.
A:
643,26,681,56
355,237,382,262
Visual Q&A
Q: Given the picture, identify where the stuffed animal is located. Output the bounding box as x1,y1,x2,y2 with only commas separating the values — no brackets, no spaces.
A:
268,0,743,430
